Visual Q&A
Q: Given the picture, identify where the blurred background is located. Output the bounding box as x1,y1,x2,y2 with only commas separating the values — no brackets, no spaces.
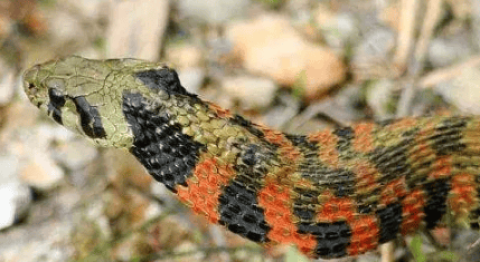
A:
0,0,480,261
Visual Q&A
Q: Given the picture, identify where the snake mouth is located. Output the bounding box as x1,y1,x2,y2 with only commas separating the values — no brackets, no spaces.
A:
23,64,45,108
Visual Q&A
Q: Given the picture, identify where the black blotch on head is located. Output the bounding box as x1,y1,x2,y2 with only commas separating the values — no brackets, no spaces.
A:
135,68,195,97
218,181,270,243
72,96,107,138
297,221,352,259
47,88,66,124
122,92,204,192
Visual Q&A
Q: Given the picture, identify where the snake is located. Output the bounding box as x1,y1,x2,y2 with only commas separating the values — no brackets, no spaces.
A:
23,56,480,259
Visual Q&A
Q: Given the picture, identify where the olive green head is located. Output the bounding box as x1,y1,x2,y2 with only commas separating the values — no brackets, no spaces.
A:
23,56,192,148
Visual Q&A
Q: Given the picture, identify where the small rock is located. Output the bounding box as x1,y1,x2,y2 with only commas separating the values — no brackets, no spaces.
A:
285,84,365,134
0,212,75,262
357,253,381,262
352,29,395,63
174,242,203,262
207,37,234,65
473,0,480,49
314,4,358,49
378,0,401,31
19,152,64,191
453,230,480,262
166,44,203,69
177,0,250,24
0,62,16,106
221,75,278,110
0,182,31,230
0,155,31,230
106,0,169,60
435,66,480,114
351,29,396,80
366,79,396,120
445,0,472,20
53,139,97,171
46,9,88,47
178,68,205,94
262,93,301,129
226,14,346,100
285,0,312,15
428,35,474,68
0,154,19,183
0,10,12,39
68,0,109,20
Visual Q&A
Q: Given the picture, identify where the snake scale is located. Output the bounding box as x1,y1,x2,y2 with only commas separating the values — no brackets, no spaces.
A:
23,56,480,259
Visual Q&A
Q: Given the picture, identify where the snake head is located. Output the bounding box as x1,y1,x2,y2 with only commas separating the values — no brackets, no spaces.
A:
23,56,195,148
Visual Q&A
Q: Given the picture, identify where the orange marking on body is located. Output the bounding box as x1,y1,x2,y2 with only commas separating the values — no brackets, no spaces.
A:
176,157,235,223
380,178,407,205
308,129,339,168
411,120,435,157
347,215,379,256
429,156,452,180
352,160,378,194
260,126,301,163
401,189,425,235
317,191,355,222
259,126,285,145
258,179,317,257
386,118,418,132
208,102,232,118
314,191,379,256
411,140,433,162
352,123,375,153
449,173,476,219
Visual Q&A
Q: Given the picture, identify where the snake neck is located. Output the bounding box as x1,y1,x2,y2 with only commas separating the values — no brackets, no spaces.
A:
121,90,285,193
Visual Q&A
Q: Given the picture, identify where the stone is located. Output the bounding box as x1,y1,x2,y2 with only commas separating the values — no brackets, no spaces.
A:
178,0,250,24
105,0,169,61
434,66,480,114
0,65,16,106
0,155,31,230
46,9,87,46
0,188,78,262
314,4,358,49
19,151,64,191
53,139,97,171
221,75,278,110
178,68,205,94
471,0,480,50
428,36,474,68
366,79,396,120
166,44,203,69
351,29,396,80
226,14,346,100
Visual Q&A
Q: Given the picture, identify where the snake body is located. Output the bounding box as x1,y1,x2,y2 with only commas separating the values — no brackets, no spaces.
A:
23,56,480,259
